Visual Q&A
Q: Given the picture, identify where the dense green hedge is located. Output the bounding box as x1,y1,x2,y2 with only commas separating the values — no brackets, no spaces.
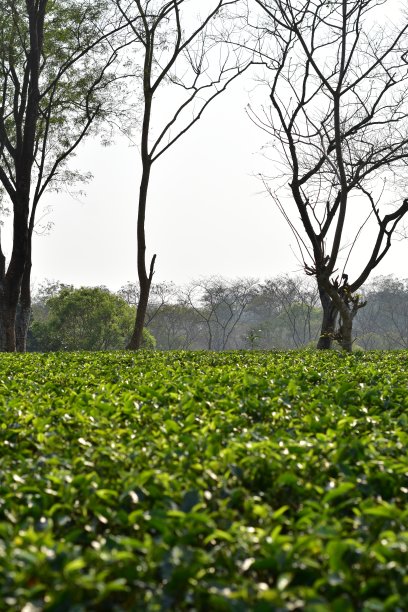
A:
0,351,407,610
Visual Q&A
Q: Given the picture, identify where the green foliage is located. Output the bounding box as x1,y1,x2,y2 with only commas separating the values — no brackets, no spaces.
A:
29,286,155,351
0,0,126,200
141,327,156,350
0,350,407,609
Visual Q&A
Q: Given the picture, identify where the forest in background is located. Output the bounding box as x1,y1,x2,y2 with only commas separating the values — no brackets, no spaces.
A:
27,274,408,352
1,0,408,352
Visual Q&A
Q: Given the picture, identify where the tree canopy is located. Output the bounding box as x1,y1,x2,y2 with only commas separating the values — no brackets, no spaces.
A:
30,285,155,351
0,0,130,351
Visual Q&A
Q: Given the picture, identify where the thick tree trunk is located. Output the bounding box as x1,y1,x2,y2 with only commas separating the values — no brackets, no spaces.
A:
0,274,22,353
318,280,362,353
338,315,353,352
15,233,32,353
0,249,5,351
0,205,30,352
317,286,338,349
0,3,44,352
0,292,17,352
16,259,32,353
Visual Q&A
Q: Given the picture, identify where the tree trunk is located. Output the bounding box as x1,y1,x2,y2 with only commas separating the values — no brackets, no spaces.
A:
338,315,353,352
318,280,362,353
127,73,156,351
0,204,30,352
0,291,17,352
127,159,156,350
127,276,151,350
16,256,32,353
16,210,36,353
317,286,338,349
0,275,21,353
0,1,44,353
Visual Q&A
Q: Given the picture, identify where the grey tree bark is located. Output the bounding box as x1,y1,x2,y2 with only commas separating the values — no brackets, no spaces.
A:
316,287,338,350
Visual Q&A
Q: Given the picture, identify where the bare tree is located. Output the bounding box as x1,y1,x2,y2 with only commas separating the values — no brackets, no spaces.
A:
148,302,203,348
250,0,408,351
118,279,177,325
0,0,130,351
355,275,408,348
259,276,319,347
115,0,255,349
183,276,258,349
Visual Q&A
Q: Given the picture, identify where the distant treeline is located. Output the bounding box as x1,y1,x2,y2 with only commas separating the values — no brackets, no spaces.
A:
27,275,408,352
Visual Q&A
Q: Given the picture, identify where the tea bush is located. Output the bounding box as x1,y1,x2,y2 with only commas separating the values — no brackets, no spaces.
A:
0,351,407,610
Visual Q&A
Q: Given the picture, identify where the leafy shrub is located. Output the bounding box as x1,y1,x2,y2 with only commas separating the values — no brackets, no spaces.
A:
0,350,407,610
141,327,156,350
29,286,155,351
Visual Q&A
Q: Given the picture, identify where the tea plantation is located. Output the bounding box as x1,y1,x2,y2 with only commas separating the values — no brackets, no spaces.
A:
0,351,407,610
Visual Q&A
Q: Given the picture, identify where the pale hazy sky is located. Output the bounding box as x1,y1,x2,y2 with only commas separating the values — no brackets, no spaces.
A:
18,10,408,292
31,78,300,291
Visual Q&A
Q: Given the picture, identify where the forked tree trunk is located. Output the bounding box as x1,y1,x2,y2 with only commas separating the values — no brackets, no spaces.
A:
317,286,338,349
0,2,44,352
319,281,363,352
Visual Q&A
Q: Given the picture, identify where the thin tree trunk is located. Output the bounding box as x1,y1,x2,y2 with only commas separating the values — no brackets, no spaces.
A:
317,286,338,349
127,162,156,350
126,60,157,352
128,277,150,349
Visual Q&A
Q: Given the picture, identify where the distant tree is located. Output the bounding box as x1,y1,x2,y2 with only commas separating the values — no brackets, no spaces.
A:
242,327,263,349
118,280,177,326
355,276,408,349
117,281,140,308
28,279,70,330
260,276,319,347
0,0,130,352
183,277,258,350
115,0,255,349
148,303,203,349
251,0,408,351
244,276,320,348
243,280,282,348
29,286,155,351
